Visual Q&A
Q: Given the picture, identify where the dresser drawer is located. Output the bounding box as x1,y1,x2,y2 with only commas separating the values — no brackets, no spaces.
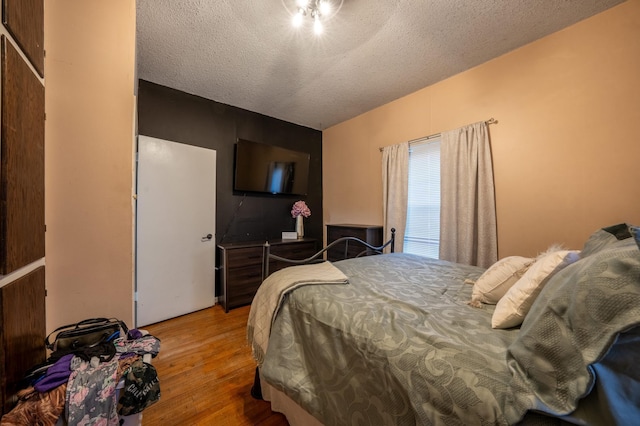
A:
227,264,262,289
226,263,262,308
227,268,262,302
271,241,316,259
327,227,359,240
218,238,317,312
270,241,317,273
271,243,314,272
226,246,263,269
227,292,255,310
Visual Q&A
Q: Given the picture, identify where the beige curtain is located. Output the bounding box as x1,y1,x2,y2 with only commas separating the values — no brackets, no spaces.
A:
382,142,409,252
439,122,497,267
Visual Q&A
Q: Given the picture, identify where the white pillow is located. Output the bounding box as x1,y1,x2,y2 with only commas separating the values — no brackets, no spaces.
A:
470,256,534,306
492,250,580,329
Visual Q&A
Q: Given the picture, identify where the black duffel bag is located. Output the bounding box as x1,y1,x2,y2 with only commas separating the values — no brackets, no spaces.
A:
45,318,129,351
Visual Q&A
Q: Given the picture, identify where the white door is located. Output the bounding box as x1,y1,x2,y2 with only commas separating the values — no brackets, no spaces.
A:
136,135,216,327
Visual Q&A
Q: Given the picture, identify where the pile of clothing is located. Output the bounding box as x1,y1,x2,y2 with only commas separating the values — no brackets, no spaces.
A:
1,329,160,426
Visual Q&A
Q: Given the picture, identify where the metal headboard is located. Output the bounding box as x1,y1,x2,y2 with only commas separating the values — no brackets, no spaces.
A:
262,228,395,280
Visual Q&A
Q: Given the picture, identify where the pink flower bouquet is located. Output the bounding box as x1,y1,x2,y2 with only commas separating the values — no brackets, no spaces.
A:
291,200,311,218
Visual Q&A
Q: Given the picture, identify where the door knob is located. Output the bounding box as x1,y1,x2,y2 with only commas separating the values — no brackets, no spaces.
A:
201,233,213,242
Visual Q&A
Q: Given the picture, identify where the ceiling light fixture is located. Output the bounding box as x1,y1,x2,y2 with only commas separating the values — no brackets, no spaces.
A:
287,0,343,35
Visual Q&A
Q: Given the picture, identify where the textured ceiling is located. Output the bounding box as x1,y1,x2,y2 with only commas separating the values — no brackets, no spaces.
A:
136,0,624,130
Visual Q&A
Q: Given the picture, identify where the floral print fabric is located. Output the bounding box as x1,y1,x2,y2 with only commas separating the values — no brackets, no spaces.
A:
66,356,120,426
65,335,161,425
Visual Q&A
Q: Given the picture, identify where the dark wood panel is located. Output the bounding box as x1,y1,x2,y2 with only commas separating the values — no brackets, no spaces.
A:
270,240,316,258
0,36,45,274
227,266,262,297
228,291,256,310
226,246,263,269
2,0,44,77
270,240,317,273
229,281,262,300
0,266,46,415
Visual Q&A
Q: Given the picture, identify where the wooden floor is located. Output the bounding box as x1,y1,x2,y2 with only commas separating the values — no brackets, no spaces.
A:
140,304,289,426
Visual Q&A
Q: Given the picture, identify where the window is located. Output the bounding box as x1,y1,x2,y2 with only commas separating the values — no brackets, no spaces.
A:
404,138,440,258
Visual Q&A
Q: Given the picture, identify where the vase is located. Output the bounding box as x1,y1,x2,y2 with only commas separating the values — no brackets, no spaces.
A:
296,215,304,239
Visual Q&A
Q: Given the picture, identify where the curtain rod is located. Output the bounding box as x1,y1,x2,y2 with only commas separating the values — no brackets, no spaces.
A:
378,118,497,152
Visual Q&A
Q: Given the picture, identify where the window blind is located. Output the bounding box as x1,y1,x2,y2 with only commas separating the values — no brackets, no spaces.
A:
404,139,440,258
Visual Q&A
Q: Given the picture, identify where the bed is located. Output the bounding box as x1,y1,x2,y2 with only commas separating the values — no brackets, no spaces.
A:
247,224,640,425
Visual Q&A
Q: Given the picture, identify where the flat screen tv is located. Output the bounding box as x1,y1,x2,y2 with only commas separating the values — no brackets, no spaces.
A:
234,139,310,195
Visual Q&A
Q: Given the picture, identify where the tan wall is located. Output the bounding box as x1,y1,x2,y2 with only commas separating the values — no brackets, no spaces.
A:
45,0,136,331
323,0,640,258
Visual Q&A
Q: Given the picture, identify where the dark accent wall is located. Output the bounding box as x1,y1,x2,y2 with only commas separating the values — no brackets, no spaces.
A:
137,80,323,247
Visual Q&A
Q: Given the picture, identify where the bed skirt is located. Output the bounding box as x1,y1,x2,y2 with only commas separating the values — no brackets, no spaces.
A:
259,368,569,426
259,369,323,426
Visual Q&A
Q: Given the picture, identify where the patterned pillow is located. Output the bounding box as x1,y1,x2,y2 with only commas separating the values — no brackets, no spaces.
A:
491,250,580,329
469,256,534,306
505,239,640,423
581,223,632,258
630,225,640,250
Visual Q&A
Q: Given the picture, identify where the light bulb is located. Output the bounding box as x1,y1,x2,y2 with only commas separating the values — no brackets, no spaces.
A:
313,17,323,35
292,11,304,27
296,0,309,8
318,1,331,16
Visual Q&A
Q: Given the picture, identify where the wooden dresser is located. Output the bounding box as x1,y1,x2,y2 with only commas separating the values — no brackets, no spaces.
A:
217,238,316,312
326,224,383,261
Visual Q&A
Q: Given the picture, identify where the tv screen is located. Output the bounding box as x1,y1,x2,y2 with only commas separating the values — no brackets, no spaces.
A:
234,139,310,195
